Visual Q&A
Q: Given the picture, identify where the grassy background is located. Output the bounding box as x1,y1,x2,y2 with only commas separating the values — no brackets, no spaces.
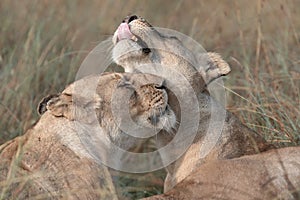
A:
0,0,299,199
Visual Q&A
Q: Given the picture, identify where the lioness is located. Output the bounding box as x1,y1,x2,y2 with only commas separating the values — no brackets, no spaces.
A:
0,73,177,199
112,15,272,191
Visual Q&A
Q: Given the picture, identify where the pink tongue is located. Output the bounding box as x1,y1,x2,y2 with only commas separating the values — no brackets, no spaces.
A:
117,23,134,40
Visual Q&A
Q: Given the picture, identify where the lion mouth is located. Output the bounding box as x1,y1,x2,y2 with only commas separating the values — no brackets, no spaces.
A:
112,16,152,55
148,110,164,125
148,105,176,132
147,105,170,126
115,23,138,43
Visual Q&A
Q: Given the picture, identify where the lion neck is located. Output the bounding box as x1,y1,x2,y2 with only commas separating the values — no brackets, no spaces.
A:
159,93,271,192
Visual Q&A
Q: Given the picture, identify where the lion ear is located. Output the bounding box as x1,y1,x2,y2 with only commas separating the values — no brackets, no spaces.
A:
37,93,74,120
198,52,231,86
37,94,60,115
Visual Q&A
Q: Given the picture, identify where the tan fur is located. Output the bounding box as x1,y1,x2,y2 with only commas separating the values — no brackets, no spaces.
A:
112,15,273,192
143,147,300,200
0,112,117,200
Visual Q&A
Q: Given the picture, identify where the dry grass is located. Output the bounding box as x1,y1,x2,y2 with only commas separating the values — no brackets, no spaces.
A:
0,0,299,199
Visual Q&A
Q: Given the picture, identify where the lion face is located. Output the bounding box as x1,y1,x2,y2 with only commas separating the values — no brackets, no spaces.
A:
112,15,153,46
129,83,175,133
113,73,176,136
112,15,156,73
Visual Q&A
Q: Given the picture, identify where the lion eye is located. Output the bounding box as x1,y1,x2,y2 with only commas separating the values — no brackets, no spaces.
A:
142,48,151,54
130,91,138,99
155,85,165,90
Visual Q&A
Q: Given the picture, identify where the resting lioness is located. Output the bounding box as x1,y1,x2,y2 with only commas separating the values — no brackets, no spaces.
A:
112,15,272,191
38,72,176,153
0,73,177,199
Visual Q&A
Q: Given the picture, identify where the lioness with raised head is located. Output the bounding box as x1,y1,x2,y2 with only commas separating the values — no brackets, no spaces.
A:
0,73,177,199
112,15,273,191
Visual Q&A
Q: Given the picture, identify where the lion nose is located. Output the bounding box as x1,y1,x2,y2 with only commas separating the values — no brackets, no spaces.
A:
122,15,138,24
127,15,138,23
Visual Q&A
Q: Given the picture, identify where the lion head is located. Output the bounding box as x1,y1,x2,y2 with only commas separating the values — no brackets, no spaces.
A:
112,15,231,94
38,72,176,151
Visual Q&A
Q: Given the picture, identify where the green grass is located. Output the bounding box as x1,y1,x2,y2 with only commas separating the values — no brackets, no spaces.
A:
0,0,299,199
